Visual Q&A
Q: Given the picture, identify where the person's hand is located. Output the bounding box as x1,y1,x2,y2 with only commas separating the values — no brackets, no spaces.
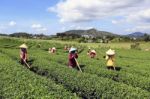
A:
72,55,75,58
73,54,77,58
24,59,26,62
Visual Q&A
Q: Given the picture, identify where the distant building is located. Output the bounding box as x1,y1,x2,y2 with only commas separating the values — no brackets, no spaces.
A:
133,37,137,40
81,35,94,39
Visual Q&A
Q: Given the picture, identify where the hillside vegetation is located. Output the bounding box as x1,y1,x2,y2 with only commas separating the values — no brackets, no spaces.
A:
0,37,150,98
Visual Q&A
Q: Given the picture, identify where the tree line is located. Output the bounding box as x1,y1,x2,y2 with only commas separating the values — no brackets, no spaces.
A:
0,32,150,42
0,32,49,39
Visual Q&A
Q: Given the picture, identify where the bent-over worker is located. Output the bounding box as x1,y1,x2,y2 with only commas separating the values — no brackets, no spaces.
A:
64,45,68,51
68,48,78,68
49,47,56,53
105,49,115,70
51,47,56,53
89,50,96,58
19,44,28,65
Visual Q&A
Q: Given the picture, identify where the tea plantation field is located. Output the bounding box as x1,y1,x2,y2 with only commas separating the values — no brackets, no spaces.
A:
0,37,150,99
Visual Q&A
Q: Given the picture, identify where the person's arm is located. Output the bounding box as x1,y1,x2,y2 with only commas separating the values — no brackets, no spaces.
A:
69,54,74,59
20,51,22,59
74,53,78,58
24,53,27,61
95,53,97,57
112,56,115,61
24,50,28,61
112,57,115,67
105,55,109,60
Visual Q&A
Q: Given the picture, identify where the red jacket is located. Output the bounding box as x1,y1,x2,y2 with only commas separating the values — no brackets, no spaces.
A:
90,52,96,56
20,49,27,59
68,53,78,67
90,52,96,58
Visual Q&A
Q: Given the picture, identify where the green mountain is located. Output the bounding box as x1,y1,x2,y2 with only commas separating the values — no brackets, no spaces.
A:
57,28,118,38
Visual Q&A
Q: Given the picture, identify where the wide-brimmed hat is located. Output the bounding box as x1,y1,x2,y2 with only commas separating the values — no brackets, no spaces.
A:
52,47,56,50
19,44,28,48
91,50,96,53
106,49,115,55
69,48,77,53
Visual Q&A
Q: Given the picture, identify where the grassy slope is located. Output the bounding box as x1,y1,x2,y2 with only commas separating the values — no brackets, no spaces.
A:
0,37,150,98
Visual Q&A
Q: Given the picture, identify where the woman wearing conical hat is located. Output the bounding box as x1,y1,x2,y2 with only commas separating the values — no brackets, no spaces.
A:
105,49,115,70
19,44,28,65
64,45,68,51
68,47,78,68
89,50,96,58
50,47,56,53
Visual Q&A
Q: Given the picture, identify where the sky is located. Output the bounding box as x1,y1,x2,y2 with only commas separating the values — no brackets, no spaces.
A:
0,0,150,35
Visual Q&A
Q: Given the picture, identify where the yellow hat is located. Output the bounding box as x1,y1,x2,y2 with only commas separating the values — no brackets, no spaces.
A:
106,49,115,55
19,44,28,48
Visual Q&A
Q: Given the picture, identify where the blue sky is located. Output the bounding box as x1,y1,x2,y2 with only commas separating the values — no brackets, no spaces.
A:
0,0,150,35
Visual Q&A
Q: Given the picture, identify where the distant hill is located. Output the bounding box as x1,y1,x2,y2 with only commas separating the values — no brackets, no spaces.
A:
57,28,118,38
0,33,8,36
127,32,145,38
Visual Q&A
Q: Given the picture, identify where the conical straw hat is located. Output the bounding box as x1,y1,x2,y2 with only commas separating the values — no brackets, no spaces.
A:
91,50,96,53
52,47,56,50
106,49,115,55
19,44,28,48
69,48,76,53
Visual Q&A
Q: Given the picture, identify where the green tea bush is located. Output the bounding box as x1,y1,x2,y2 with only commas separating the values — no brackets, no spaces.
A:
0,53,78,99
130,43,141,50
32,59,150,99
1,37,150,99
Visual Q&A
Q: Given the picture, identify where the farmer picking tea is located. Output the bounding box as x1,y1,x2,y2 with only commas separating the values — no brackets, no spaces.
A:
105,49,116,70
49,47,56,53
19,44,28,65
64,45,68,51
51,47,56,53
89,50,96,58
68,47,78,68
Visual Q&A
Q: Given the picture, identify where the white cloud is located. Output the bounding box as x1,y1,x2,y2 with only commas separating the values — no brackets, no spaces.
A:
48,0,150,34
37,28,47,32
111,19,127,25
124,7,150,33
74,26,94,30
61,24,94,31
9,21,16,26
1,21,17,33
31,24,47,32
49,0,147,23
127,8,150,23
126,25,150,33
112,20,118,24
31,24,42,29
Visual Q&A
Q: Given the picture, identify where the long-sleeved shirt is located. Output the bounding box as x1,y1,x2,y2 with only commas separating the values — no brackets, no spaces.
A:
90,52,96,58
68,53,78,67
106,56,115,66
20,49,27,60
